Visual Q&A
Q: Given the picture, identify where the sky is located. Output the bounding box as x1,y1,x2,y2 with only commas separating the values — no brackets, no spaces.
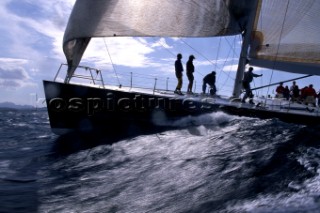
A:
0,0,319,107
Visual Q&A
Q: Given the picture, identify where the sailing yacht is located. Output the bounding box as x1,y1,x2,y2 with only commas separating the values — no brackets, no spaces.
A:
43,0,320,135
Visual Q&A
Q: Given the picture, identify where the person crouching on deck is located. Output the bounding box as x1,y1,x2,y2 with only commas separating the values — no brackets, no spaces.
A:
202,71,216,95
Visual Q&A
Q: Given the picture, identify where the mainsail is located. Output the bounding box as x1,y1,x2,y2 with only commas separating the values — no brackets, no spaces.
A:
62,0,257,82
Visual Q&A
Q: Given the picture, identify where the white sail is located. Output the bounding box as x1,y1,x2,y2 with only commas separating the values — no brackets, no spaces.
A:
62,0,257,80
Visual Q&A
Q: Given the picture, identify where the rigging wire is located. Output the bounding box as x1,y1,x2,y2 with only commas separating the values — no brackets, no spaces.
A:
216,35,241,83
265,0,291,97
179,38,214,77
217,35,239,93
102,37,176,90
257,7,264,97
179,36,239,93
214,37,222,71
152,37,176,58
103,38,121,86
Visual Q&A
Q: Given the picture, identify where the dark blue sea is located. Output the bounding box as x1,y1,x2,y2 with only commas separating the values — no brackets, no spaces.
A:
1,108,320,213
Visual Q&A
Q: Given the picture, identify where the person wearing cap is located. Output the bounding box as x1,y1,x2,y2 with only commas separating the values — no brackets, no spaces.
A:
202,71,216,95
186,55,195,94
241,67,262,104
174,53,184,95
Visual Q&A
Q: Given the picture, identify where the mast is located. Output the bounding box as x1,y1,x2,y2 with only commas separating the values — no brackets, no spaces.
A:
232,0,260,98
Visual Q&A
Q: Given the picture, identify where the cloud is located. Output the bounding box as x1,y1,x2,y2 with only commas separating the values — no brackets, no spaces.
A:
0,67,28,80
82,37,165,68
0,0,78,89
151,38,173,49
0,1,170,79
0,58,34,88
221,64,239,72
0,0,75,60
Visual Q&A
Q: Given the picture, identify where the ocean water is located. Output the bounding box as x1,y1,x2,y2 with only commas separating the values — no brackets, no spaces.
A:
1,109,320,213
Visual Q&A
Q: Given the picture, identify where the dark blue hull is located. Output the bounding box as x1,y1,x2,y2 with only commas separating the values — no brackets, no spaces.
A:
43,80,221,135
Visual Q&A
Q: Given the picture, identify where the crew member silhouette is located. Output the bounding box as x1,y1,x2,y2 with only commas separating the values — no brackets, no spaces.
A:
202,71,216,95
174,53,183,95
186,55,195,94
241,67,262,104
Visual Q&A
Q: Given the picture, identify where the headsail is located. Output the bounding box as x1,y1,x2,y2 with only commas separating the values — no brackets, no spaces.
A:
249,0,320,75
63,0,257,81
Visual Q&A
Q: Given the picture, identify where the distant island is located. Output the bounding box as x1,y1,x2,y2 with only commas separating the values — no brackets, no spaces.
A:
0,102,35,109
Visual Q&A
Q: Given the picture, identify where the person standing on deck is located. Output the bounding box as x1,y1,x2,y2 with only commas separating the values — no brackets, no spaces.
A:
303,84,317,106
290,81,300,102
241,67,262,104
275,82,285,98
186,55,195,94
283,86,290,100
174,53,184,95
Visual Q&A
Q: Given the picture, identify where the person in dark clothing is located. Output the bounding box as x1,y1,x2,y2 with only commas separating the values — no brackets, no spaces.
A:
186,55,195,94
202,71,216,95
290,81,300,102
241,67,262,104
300,86,308,102
283,86,290,100
275,82,285,98
174,53,183,95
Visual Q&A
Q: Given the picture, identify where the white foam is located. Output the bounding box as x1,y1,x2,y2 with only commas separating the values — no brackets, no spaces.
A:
152,111,239,127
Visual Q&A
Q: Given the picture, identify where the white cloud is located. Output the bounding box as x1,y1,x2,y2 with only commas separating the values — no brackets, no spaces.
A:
0,0,77,90
222,64,239,72
151,38,173,49
0,1,171,79
82,37,163,68
0,0,76,61
0,58,35,88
